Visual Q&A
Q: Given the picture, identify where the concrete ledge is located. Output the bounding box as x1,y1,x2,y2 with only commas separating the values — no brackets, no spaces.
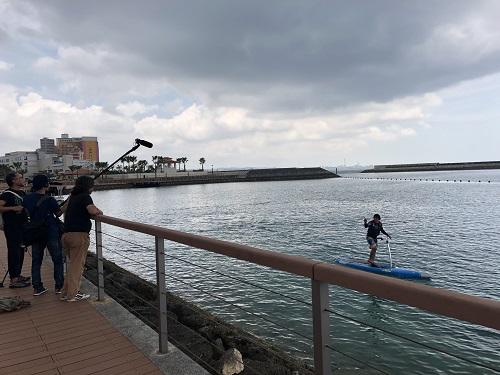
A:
80,277,209,375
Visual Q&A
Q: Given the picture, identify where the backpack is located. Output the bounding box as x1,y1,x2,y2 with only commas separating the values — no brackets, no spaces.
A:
22,196,51,246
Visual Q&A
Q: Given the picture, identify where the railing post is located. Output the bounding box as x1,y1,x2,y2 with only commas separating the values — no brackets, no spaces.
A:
155,236,168,353
312,280,330,375
95,220,105,302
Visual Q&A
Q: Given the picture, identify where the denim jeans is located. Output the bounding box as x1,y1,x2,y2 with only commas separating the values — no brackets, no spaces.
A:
31,235,64,290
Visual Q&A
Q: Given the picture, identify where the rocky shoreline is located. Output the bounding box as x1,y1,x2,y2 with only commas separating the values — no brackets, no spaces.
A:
84,253,314,375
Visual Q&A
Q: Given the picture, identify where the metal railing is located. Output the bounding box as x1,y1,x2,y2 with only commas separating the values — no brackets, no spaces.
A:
92,215,500,375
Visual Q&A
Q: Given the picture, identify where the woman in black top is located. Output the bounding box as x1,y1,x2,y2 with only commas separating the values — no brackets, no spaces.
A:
61,176,103,302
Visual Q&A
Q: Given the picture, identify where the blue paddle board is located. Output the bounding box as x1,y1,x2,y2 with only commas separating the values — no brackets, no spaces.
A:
335,258,431,280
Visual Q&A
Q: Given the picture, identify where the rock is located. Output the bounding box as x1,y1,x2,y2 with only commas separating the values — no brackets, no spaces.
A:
84,253,314,375
214,337,225,355
219,348,244,375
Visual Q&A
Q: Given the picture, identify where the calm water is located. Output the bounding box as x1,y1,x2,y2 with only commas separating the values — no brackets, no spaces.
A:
90,170,500,374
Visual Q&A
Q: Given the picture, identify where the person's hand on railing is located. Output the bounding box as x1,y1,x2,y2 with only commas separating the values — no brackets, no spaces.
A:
87,204,103,216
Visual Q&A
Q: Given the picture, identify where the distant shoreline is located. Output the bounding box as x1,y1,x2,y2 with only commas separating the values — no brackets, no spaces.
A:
48,167,338,193
361,161,500,173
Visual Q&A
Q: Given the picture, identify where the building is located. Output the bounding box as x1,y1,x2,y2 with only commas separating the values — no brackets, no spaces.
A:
37,153,75,175
0,134,100,178
0,151,40,177
56,134,99,162
80,137,99,161
40,137,56,154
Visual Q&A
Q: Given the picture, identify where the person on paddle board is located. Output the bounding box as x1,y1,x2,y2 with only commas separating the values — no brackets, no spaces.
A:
364,214,391,265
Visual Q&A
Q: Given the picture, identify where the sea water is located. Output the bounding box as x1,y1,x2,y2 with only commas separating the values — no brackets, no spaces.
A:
91,169,500,374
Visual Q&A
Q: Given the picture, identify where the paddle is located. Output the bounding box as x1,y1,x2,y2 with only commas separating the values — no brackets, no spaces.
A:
378,236,393,268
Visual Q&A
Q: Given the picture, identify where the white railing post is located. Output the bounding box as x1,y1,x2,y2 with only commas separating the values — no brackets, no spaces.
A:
155,236,168,353
312,280,330,375
95,220,105,302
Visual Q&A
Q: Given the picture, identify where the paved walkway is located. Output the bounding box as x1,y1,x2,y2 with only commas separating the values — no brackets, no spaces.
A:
0,235,163,375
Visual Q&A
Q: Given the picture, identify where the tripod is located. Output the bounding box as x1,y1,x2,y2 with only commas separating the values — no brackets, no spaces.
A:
0,270,8,288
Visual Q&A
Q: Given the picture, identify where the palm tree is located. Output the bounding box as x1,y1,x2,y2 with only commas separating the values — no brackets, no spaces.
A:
199,157,206,171
181,157,188,172
95,161,109,173
152,156,159,177
130,156,137,172
121,155,136,172
176,158,182,171
11,162,23,172
137,160,148,172
120,157,128,172
158,157,165,173
68,165,82,177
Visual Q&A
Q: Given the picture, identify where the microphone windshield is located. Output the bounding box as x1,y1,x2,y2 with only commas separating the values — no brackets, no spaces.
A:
135,139,153,148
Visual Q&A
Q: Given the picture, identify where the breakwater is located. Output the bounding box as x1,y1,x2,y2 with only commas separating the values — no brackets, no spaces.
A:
84,253,313,375
362,160,500,173
93,167,338,191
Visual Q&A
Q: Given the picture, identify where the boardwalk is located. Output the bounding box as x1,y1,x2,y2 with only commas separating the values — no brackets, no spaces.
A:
0,235,163,375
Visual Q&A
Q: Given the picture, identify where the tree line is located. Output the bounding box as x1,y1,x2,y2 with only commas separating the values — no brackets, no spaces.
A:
0,156,208,180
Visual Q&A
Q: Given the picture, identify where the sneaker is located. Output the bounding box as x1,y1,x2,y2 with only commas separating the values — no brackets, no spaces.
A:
9,281,31,288
33,287,48,296
66,293,90,302
55,288,62,295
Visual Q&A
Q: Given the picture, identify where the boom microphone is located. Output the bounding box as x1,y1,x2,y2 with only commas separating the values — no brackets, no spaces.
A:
135,138,153,148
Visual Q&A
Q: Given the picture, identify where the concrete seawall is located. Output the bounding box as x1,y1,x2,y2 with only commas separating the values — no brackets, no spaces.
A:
92,167,338,192
361,161,500,173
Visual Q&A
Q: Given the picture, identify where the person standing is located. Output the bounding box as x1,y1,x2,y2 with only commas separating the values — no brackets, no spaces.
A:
364,214,391,264
0,172,30,288
23,175,64,296
61,176,103,302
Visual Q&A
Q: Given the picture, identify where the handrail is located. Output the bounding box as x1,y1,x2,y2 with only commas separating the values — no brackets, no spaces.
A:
97,215,318,277
314,263,500,330
95,215,500,331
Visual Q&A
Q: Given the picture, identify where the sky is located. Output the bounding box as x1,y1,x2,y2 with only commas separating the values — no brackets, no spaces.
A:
0,0,499,168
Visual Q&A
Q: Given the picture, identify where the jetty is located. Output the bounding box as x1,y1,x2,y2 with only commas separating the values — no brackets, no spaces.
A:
361,160,500,173
92,167,338,192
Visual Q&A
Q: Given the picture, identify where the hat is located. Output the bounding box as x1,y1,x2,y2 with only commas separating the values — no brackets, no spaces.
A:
32,174,49,190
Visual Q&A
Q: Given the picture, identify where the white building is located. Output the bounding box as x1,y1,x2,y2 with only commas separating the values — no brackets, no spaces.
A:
0,151,39,177
37,153,74,174
0,150,94,177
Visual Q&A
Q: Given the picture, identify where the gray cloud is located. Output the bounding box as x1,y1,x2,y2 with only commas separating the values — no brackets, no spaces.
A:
8,0,500,115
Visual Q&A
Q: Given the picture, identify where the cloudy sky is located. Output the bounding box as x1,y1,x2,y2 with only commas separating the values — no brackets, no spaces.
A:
1,1,499,168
